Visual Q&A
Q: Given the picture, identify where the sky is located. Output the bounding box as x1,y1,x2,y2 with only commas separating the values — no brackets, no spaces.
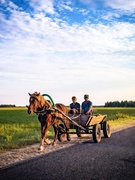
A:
0,0,135,106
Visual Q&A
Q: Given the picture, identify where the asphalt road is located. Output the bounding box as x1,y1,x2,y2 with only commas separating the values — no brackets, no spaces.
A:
0,126,135,180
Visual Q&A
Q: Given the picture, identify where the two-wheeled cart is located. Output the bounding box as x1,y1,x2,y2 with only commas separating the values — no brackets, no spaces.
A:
57,112,111,143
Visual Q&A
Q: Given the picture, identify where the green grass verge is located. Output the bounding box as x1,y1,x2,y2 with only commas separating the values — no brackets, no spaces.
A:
94,107,135,127
0,107,135,152
0,108,54,152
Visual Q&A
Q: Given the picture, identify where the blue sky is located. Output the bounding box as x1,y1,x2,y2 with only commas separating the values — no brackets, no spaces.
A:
0,0,135,106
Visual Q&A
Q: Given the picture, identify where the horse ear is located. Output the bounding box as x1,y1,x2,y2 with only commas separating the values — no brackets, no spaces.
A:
36,92,40,96
28,93,31,96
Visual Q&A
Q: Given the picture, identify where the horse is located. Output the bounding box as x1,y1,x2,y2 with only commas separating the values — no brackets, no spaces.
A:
27,92,70,151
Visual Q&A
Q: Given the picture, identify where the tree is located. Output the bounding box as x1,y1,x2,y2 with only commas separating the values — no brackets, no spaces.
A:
104,101,135,107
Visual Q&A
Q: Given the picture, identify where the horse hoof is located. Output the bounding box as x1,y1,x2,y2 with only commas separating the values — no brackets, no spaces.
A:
39,146,44,151
45,138,51,145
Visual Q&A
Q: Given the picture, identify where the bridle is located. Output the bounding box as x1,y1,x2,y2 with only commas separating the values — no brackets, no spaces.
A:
28,96,42,114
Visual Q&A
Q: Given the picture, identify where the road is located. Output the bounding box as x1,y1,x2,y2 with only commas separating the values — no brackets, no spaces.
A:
0,126,135,180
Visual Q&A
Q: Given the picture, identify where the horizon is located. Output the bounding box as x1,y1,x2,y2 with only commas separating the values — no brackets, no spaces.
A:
0,99,135,107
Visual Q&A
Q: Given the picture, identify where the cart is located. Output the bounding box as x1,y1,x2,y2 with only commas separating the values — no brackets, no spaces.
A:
57,113,111,143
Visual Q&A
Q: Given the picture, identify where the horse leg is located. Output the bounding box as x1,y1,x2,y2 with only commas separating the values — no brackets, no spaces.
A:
64,120,71,141
40,123,51,151
44,124,51,145
39,125,45,151
52,124,58,146
66,128,71,141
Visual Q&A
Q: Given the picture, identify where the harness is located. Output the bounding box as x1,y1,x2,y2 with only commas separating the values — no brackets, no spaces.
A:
34,107,66,125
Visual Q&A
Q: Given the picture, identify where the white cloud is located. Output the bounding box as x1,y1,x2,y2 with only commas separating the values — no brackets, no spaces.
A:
62,4,73,11
79,9,89,15
56,0,74,12
102,12,120,21
8,1,19,10
1,6,135,57
79,0,135,12
30,0,56,14
105,0,135,11
0,0,7,5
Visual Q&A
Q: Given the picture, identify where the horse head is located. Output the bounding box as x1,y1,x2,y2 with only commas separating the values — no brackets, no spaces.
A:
27,92,52,114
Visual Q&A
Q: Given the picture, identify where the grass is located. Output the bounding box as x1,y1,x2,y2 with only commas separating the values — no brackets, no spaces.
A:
0,107,135,152
94,107,135,127
0,107,54,152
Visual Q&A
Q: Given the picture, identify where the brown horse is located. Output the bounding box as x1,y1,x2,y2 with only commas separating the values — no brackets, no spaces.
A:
27,92,70,151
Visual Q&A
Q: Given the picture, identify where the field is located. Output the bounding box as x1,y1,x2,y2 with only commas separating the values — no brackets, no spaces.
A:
0,107,135,152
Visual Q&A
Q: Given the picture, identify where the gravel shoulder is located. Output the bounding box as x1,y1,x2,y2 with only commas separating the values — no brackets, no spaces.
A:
0,120,135,169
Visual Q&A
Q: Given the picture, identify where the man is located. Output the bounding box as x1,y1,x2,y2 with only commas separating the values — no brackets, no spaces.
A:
69,96,80,114
82,94,93,115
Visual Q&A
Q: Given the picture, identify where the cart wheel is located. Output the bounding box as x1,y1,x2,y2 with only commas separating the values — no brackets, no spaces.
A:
76,128,83,137
58,124,66,142
103,121,111,138
58,124,65,133
92,124,101,143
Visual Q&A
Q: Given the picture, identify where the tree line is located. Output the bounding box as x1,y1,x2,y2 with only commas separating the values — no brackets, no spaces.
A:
1,101,135,108
104,101,135,107
0,104,16,107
